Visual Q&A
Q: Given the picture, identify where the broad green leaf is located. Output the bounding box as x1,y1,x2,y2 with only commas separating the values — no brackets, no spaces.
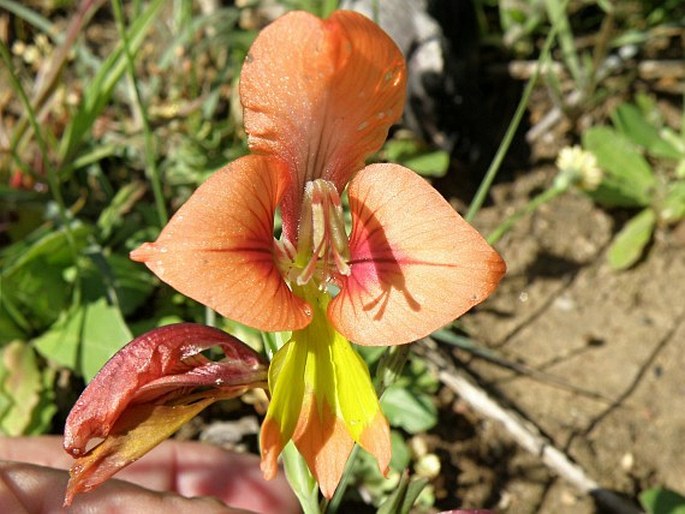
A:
611,103,682,160
79,250,157,316
34,298,132,381
383,139,450,177
1,222,90,276
80,298,133,380
660,182,685,224
583,126,656,207
381,386,437,434
3,256,71,328
1,222,89,333
607,209,657,270
402,150,450,177
33,307,83,372
389,430,411,471
0,302,27,344
0,342,46,435
640,487,685,514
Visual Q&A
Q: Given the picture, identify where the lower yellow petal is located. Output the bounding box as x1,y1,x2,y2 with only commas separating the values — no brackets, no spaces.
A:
261,286,390,497
260,340,306,479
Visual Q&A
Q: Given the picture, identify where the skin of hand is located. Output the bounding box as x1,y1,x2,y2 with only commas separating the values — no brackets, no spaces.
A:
0,436,300,514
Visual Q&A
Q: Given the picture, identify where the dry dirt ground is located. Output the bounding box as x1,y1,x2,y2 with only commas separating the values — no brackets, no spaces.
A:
427,164,685,513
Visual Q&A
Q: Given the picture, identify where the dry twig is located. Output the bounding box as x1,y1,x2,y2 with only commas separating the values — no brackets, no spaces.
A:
417,339,645,514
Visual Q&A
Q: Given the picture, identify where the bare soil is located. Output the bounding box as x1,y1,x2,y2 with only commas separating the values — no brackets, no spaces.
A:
428,163,685,513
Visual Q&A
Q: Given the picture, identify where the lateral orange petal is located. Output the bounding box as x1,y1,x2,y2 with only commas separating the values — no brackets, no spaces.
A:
240,10,406,239
329,164,506,346
130,155,312,332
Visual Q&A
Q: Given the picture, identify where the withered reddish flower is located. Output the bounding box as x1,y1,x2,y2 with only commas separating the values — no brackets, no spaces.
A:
62,323,267,506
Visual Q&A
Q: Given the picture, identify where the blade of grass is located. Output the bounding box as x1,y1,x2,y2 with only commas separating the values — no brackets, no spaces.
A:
6,0,106,161
465,1,567,223
1,39,83,309
0,0,57,38
543,0,582,85
0,41,68,228
59,0,165,168
111,0,168,225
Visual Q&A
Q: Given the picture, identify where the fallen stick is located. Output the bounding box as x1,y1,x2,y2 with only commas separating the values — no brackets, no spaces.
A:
418,340,644,514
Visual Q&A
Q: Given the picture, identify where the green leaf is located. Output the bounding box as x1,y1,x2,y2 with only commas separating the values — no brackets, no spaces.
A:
383,139,450,177
611,103,682,160
607,208,657,270
1,222,90,276
3,256,71,328
402,150,450,177
660,182,685,224
32,306,82,372
0,298,29,344
96,181,146,241
34,298,132,381
1,223,90,331
389,430,411,471
583,126,656,207
81,298,133,381
0,341,55,435
381,386,437,433
640,487,685,514
377,472,429,514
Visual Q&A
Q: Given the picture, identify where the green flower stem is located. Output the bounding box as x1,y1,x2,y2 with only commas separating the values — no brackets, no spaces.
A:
487,182,567,245
465,2,567,223
111,0,168,226
283,442,321,514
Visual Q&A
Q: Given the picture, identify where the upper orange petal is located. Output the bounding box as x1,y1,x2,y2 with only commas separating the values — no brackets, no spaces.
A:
130,155,312,332
240,10,406,240
328,163,506,346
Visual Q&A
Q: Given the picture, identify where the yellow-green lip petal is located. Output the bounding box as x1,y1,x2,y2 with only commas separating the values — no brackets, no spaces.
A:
261,286,390,497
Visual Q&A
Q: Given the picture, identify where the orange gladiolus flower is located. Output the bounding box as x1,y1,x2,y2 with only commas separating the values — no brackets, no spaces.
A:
128,9,504,499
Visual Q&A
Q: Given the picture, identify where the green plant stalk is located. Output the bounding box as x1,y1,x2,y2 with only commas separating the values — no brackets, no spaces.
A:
487,182,567,245
465,6,564,223
283,442,321,514
111,0,168,226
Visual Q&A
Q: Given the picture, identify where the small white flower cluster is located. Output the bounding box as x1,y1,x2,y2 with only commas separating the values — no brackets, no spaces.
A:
556,145,603,191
